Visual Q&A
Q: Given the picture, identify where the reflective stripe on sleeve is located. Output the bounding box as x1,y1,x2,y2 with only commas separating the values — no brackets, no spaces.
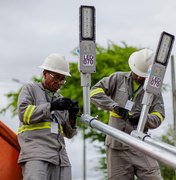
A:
23,105,36,124
151,111,164,122
90,88,105,97
59,124,63,134
18,122,61,134
110,111,121,118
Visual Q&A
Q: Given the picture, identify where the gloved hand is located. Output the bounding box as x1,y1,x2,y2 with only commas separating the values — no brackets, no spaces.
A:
69,100,79,120
128,113,140,125
50,98,72,111
113,106,128,119
69,100,79,128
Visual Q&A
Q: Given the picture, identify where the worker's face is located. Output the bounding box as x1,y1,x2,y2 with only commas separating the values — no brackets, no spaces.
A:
43,70,66,92
132,72,145,85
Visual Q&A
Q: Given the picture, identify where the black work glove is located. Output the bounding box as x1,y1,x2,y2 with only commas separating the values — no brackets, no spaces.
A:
128,113,140,125
69,100,79,120
69,100,79,128
50,98,72,111
114,106,128,119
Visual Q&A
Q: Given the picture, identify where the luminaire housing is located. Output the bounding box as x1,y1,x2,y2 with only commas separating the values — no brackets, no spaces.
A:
80,6,95,41
79,5,96,73
155,31,175,66
144,31,175,95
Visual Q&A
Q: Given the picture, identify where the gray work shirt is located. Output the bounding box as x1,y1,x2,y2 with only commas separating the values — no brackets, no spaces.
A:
90,72,165,150
17,82,77,166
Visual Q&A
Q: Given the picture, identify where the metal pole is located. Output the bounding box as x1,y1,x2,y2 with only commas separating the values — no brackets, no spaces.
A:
131,130,176,154
81,114,176,169
144,136,176,154
136,92,153,132
81,73,91,115
171,55,176,134
171,54,176,180
81,73,91,180
83,128,86,180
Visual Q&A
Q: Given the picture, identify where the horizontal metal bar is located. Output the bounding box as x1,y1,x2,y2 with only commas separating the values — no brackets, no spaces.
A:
144,136,176,154
81,114,176,169
131,130,176,155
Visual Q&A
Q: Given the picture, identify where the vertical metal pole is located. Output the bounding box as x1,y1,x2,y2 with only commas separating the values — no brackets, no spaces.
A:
136,92,153,132
136,105,150,132
82,73,91,115
171,55,176,144
81,72,91,180
83,127,86,180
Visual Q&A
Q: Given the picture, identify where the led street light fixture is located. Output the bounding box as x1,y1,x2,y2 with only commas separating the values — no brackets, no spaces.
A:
80,6,95,41
155,32,174,65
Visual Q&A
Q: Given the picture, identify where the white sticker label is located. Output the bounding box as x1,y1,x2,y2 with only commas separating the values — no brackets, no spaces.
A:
83,55,94,66
125,100,134,111
51,122,58,134
150,76,162,88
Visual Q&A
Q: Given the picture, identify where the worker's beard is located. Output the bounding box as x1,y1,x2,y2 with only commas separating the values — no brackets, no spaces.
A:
49,82,61,92
132,72,145,85
42,81,61,92
135,78,145,85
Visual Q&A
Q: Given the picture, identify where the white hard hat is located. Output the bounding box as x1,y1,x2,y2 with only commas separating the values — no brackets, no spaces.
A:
128,49,154,78
39,53,71,76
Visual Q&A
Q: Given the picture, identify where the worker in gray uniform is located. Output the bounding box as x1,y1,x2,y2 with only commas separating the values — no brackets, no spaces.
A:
90,49,164,180
17,53,79,180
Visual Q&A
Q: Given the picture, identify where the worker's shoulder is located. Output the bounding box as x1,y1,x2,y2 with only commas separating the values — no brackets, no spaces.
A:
23,82,42,90
111,71,130,77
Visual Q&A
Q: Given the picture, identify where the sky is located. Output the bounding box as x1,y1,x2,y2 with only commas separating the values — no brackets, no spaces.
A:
0,0,176,82
0,0,176,179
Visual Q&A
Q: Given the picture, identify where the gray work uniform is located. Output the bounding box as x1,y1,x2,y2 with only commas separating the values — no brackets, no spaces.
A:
17,82,77,180
90,72,165,180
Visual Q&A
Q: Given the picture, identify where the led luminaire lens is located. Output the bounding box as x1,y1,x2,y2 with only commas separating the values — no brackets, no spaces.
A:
157,34,172,64
82,7,93,39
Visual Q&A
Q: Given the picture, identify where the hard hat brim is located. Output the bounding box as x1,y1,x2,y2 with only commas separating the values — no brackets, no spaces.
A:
38,65,71,76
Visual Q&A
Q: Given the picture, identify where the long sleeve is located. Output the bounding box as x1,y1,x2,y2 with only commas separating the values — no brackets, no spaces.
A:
90,73,120,111
18,83,51,124
146,92,165,129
